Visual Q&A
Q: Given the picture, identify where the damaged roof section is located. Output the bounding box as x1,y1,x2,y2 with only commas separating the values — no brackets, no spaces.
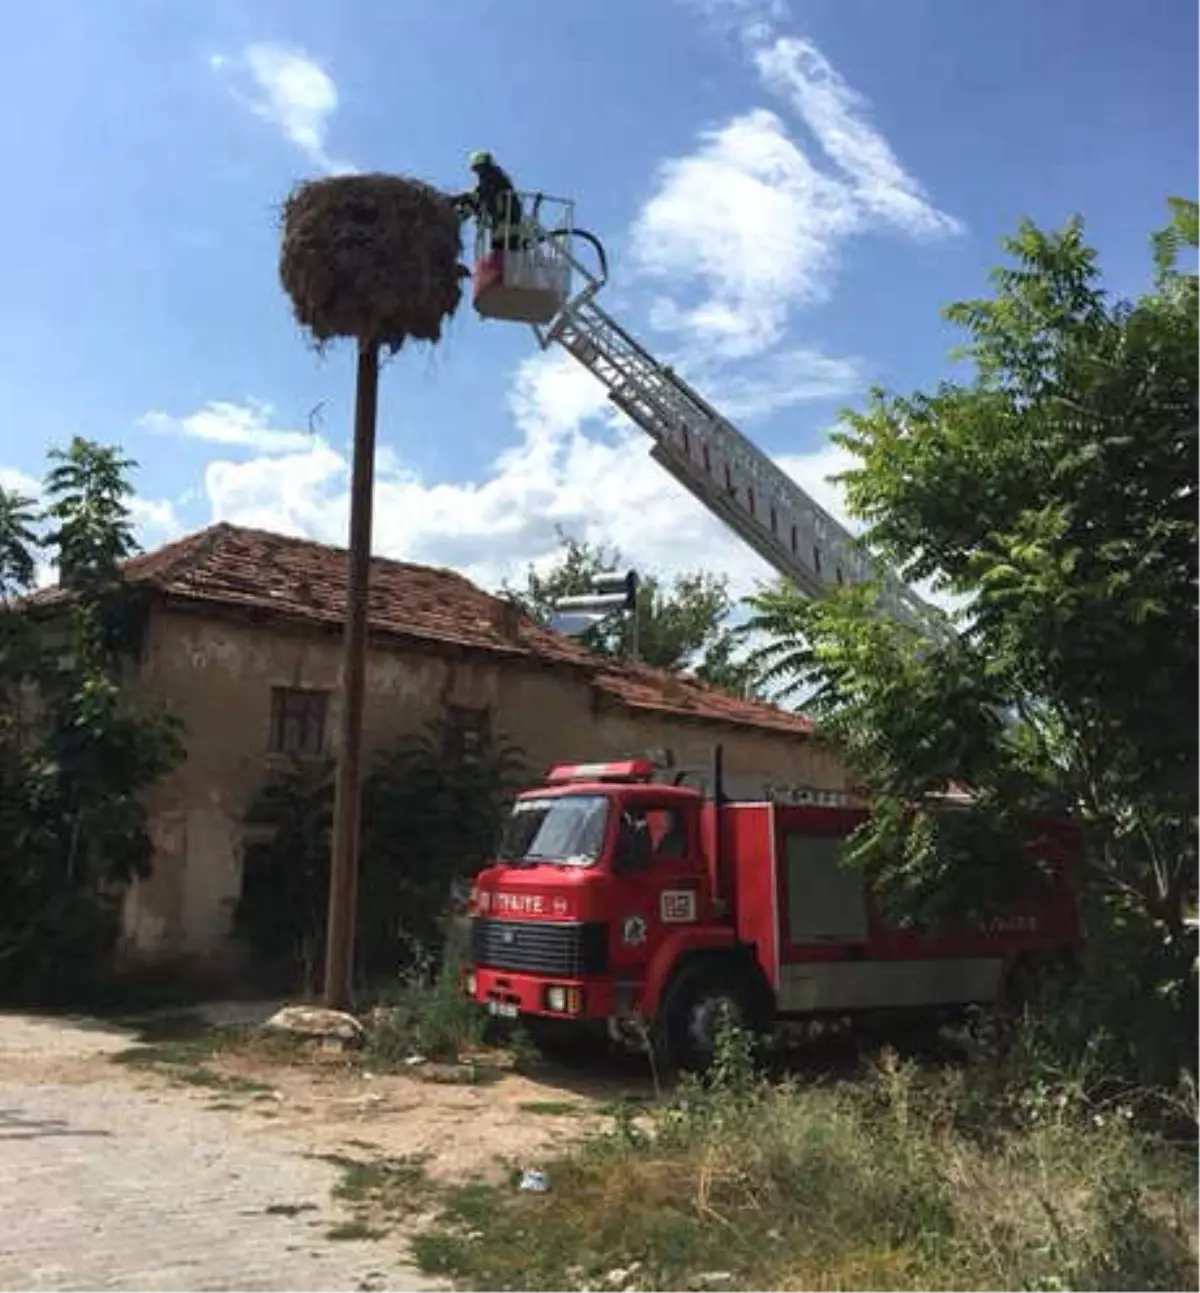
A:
38,522,812,739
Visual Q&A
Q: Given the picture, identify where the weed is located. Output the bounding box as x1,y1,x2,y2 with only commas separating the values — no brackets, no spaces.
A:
112,1039,231,1069
517,1101,587,1117
325,1153,439,1245
409,1230,470,1277
326,1221,388,1242
411,1020,1198,1292
110,1020,256,1069
364,965,484,1067
174,1065,226,1089
114,1036,275,1098
264,1203,318,1217
333,1155,434,1208
595,1093,653,1117
507,1024,540,1073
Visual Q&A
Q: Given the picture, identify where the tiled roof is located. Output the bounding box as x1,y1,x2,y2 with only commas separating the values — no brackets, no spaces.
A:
39,523,812,737
589,667,811,736
113,523,596,664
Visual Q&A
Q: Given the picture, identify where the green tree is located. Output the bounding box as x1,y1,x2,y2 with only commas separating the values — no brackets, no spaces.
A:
0,490,39,686
509,530,761,696
749,202,1197,1080
0,439,182,1003
0,489,37,599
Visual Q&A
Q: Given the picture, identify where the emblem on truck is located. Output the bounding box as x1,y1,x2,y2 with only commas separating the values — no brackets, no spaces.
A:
621,915,648,947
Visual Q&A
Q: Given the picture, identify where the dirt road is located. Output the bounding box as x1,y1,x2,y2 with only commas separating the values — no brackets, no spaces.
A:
0,1009,645,1292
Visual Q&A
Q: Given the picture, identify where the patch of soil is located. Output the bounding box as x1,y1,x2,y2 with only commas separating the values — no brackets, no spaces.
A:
208,1046,649,1183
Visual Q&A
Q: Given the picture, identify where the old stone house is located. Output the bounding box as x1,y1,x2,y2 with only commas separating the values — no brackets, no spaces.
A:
85,523,846,975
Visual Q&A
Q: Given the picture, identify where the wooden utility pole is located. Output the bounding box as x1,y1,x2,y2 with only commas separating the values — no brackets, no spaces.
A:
323,337,380,1011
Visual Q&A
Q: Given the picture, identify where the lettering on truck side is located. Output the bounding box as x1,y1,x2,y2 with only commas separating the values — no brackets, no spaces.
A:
491,893,547,916
985,915,1039,934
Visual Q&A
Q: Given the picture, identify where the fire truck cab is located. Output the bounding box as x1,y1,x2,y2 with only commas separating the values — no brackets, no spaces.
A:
465,752,1081,1070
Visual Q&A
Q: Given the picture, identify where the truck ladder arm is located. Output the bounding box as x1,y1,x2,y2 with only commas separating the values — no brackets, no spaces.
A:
536,284,939,632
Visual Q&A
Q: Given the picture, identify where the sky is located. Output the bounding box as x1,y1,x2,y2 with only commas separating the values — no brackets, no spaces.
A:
0,0,1194,597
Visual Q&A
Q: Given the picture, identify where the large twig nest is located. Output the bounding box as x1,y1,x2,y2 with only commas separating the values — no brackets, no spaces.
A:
280,173,465,350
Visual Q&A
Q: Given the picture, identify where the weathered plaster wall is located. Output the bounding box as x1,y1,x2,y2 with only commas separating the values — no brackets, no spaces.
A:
123,605,844,974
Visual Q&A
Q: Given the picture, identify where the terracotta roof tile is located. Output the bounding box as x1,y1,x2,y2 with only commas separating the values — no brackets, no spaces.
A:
590,666,811,736
37,523,811,737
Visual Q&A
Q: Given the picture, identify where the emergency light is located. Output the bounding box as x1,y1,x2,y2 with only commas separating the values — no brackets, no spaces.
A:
545,759,657,785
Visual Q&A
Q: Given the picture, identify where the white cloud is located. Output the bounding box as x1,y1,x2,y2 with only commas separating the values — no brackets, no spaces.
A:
189,364,859,600
0,466,40,498
753,36,963,237
680,0,789,42
700,346,861,419
632,21,961,363
128,496,184,545
634,109,856,357
205,439,347,538
140,400,320,455
507,349,614,447
212,44,355,175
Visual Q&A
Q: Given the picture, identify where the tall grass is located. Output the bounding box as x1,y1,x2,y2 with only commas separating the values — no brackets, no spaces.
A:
414,1022,1198,1291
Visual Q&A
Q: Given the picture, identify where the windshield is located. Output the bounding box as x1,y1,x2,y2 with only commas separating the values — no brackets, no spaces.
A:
497,795,610,867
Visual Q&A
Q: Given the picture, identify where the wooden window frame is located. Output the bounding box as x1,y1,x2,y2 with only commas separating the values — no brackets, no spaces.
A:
268,687,329,756
446,705,491,760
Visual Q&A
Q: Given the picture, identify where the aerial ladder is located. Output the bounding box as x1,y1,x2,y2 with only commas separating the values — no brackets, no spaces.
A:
469,191,943,633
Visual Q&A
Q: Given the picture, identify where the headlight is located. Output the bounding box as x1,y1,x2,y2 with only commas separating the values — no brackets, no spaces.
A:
546,985,567,1013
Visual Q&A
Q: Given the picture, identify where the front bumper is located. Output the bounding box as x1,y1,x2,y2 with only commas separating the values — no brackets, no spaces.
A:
467,965,616,1021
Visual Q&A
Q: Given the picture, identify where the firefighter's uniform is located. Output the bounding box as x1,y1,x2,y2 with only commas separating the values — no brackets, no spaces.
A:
458,150,523,250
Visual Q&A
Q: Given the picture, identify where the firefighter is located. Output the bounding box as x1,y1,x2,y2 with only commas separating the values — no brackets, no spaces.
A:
456,150,523,250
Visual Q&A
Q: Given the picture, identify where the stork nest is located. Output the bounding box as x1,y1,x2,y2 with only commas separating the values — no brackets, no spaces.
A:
279,173,465,350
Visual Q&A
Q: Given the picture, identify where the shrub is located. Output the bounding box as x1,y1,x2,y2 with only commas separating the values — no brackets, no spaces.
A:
236,720,525,992
363,960,485,1066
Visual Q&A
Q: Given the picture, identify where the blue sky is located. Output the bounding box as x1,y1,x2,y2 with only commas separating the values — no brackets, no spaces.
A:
0,0,1194,592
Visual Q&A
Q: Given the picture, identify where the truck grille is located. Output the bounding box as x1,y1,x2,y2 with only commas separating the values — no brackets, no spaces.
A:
470,918,608,976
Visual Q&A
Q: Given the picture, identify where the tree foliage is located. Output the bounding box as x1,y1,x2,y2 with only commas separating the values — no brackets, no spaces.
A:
509,530,761,697
0,439,182,1002
237,721,526,991
749,200,1197,1081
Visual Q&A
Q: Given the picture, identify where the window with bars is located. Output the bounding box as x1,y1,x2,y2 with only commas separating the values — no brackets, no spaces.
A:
446,705,491,759
268,687,328,756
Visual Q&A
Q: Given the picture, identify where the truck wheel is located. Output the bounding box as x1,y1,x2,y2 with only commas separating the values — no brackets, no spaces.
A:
653,962,764,1075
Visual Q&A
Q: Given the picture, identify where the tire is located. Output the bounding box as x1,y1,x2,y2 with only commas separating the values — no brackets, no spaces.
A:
652,960,767,1075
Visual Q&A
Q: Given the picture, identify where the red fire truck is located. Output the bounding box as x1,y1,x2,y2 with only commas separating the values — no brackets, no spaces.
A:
464,750,1081,1070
